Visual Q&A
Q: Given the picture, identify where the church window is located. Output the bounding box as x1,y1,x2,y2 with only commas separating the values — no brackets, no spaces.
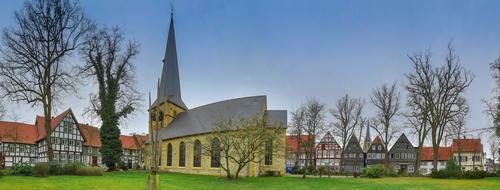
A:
193,140,201,167
211,138,220,168
167,143,172,166
265,140,273,165
179,142,185,167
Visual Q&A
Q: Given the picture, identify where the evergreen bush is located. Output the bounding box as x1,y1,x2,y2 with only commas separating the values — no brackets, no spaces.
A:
48,162,63,175
13,163,32,176
33,163,49,177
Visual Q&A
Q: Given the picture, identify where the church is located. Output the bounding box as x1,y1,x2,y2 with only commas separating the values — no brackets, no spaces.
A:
145,14,287,177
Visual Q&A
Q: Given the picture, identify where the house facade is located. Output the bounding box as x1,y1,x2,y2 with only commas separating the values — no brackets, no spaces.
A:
286,135,313,169
341,135,364,173
366,136,386,167
451,138,484,171
315,132,342,171
389,134,417,174
419,147,452,175
0,109,146,169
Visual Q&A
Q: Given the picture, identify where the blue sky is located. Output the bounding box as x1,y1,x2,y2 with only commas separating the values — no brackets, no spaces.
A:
1,1,499,151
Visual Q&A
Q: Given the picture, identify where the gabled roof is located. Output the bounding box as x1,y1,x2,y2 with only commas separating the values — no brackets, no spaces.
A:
120,135,148,150
79,124,101,147
0,121,38,144
286,135,314,152
372,136,382,144
158,96,286,140
344,134,363,153
451,139,483,153
421,147,452,161
35,109,73,141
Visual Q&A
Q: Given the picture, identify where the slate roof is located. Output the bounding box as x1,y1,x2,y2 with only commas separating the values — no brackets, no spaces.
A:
154,15,187,110
421,147,452,161
157,96,286,140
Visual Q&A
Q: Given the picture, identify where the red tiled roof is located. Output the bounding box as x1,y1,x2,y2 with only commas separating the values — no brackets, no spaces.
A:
120,135,148,150
79,124,101,147
421,147,452,161
35,109,72,141
0,121,38,144
372,136,382,144
286,135,314,152
451,139,483,153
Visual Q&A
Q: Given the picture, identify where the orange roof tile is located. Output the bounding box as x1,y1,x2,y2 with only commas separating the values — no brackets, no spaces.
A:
35,109,72,141
286,135,314,152
421,147,452,161
451,139,483,153
0,121,38,144
79,124,101,147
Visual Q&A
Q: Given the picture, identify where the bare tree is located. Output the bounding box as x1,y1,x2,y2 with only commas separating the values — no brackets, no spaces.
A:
488,135,499,171
303,99,326,173
287,105,307,170
202,116,284,179
0,101,5,119
330,94,364,171
447,101,469,170
405,83,431,176
490,54,500,137
405,42,473,170
0,0,92,162
79,26,142,170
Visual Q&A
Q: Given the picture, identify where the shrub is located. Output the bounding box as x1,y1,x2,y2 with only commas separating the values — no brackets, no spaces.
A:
0,170,4,177
364,164,385,178
430,169,447,178
48,162,63,175
13,163,32,176
76,166,103,176
63,163,84,175
118,162,129,171
463,169,486,179
384,166,399,177
260,170,281,177
33,163,49,177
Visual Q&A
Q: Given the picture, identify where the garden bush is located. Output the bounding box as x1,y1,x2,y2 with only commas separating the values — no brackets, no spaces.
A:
0,170,4,177
76,166,103,176
118,161,129,171
463,169,487,179
363,164,385,178
63,163,84,175
48,162,63,175
13,163,33,176
33,163,49,177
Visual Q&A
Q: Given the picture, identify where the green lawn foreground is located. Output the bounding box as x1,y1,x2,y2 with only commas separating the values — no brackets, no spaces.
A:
0,171,499,190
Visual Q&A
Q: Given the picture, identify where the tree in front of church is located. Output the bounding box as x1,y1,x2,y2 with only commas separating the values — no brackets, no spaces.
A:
0,0,92,162
79,26,142,171
203,116,284,180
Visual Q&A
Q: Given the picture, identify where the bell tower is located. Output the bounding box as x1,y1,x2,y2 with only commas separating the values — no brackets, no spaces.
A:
149,13,187,130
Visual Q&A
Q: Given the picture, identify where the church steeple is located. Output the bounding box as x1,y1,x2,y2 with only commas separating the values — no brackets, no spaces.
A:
156,13,187,110
363,126,372,152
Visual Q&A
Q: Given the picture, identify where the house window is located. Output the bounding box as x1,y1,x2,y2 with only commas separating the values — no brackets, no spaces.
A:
179,142,185,167
211,138,220,168
167,143,172,166
265,140,273,165
193,140,201,167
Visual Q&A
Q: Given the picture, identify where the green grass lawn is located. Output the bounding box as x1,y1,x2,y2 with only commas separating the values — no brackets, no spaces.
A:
0,171,499,190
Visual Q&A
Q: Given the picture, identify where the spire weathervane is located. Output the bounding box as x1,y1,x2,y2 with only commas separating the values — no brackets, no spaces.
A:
170,3,174,16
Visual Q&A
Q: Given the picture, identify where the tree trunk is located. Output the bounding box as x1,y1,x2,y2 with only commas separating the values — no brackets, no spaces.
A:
43,100,54,162
415,146,423,176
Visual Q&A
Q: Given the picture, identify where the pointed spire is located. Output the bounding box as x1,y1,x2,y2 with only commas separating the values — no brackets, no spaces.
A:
156,13,187,110
364,126,371,142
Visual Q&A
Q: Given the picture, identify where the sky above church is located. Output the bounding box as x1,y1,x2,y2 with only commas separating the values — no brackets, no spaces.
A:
0,0,499,153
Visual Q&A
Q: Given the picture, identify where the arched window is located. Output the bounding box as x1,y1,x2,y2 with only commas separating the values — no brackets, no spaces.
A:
265,140,272,165
211,138,220,168
179,142,185,167
167,143,172,166
193,140,201,167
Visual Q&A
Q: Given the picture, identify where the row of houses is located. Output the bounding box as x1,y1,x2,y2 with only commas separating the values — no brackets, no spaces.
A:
287,128,484,175
0,109,147,169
